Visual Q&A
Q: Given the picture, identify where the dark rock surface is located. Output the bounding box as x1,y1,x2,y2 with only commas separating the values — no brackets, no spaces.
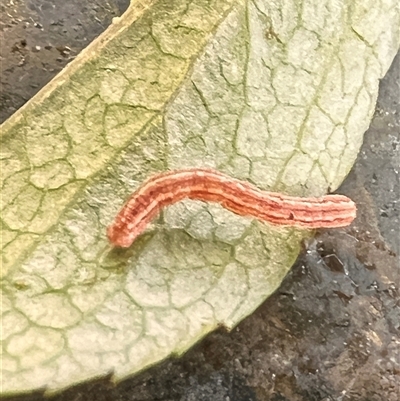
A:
1,2,399,400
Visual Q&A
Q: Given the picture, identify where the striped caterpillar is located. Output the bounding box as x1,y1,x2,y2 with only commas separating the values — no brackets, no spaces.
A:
107,168,356,247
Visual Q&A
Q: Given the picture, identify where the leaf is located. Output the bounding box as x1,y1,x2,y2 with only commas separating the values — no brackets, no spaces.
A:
1,0,399,395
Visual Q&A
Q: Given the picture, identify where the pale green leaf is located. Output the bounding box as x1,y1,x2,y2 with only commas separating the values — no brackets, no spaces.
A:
1,0,399,395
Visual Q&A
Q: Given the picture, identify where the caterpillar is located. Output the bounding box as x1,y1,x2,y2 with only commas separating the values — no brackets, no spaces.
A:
107,168,356,247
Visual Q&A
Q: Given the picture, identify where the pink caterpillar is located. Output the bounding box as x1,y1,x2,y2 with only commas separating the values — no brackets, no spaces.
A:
107,168,356,248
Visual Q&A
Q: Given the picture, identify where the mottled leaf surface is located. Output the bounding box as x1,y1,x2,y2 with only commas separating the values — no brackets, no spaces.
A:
1,0,399,395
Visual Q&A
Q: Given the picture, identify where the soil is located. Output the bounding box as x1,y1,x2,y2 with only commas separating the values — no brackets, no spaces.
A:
1,1,399,400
